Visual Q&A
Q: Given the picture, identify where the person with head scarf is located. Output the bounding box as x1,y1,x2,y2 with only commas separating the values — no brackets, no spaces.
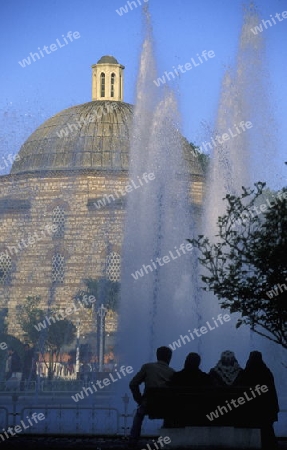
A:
170,352,211,387
209,350,243,386
237,351,279,449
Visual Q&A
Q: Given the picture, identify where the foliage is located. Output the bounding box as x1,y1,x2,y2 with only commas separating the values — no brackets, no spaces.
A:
189,142,210,175
0,308,8,335
75,277,120,311
18,296,44,344
198,152,210,175
189,182,287,349
18,296,76,379
0,334,23,380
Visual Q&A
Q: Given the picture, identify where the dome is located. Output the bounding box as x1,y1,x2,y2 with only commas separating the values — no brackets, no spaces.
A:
11,101,133,174
97,55,119,64
11,101,203,177
11,55,203,177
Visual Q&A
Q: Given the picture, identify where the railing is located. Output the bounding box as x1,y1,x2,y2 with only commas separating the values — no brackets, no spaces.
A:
0,407,9,430
19,406,120,434
0,379,117,393
0,392,285,437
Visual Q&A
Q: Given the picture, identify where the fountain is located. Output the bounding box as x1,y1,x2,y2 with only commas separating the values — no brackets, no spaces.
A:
0,1,285,443
118,7,199,372
118,1,286,438
200,7,286,428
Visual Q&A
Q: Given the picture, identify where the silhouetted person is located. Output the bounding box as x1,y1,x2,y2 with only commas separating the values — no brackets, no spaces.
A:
170,352,211,387
5,351,12,381
6,348,22,390
22,344,36,380
21,344,36,389
237,351,279,449
209,350,243,386
169,352,212,427
80,361,91,382
129,346,174,448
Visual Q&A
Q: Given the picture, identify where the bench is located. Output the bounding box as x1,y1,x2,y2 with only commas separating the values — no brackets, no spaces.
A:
145,387,267,448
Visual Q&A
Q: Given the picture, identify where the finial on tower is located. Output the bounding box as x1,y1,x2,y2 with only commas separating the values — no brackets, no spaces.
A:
91,55,125,101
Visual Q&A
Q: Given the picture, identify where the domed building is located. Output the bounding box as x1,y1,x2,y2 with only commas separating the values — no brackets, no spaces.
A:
0,56,204,348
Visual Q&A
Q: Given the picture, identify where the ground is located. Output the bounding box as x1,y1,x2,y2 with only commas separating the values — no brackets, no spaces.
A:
0,436,286,450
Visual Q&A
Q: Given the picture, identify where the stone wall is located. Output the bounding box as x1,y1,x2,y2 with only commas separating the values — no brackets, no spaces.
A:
0,169,204,340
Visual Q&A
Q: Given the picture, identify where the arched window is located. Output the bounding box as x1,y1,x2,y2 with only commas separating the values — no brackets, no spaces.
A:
106,252,121,282
111,73,115,98
52,206,65,238
0,254,12,284
100,73,105,98
52,253,65,283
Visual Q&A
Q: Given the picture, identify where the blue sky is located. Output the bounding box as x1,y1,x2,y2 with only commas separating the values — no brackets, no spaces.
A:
0,0,286,184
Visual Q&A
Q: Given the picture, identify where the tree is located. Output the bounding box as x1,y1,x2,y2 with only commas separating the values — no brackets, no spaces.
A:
75,278,120,367
75,277,120,311
189,182,287,349
0,308,8,335
18,296,76,379
189,142,210,175
0,334,23,380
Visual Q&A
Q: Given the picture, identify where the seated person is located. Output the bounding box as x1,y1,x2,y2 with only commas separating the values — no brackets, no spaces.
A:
129,346,174,448
237,351,279,449
170,352,211,387
167,352,212,426
209,350,243,386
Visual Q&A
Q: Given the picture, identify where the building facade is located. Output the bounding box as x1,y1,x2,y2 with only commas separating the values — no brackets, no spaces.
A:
0,56,204,347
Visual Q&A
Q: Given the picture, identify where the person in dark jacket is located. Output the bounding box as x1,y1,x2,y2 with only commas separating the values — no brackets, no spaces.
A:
169,352,212,427
237,351,279,449
7,348,22,375
21,344,36,389
22,344,36,379
128,346,174,448
209,350,243,386
6,348,22,390
170,352,211,387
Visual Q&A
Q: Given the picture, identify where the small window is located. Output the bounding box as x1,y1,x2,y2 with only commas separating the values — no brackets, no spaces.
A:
106,252,121,282
111,73,115,98
53,206,65,239
52,253,65,283
100,73,105,98
0,254,12,284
